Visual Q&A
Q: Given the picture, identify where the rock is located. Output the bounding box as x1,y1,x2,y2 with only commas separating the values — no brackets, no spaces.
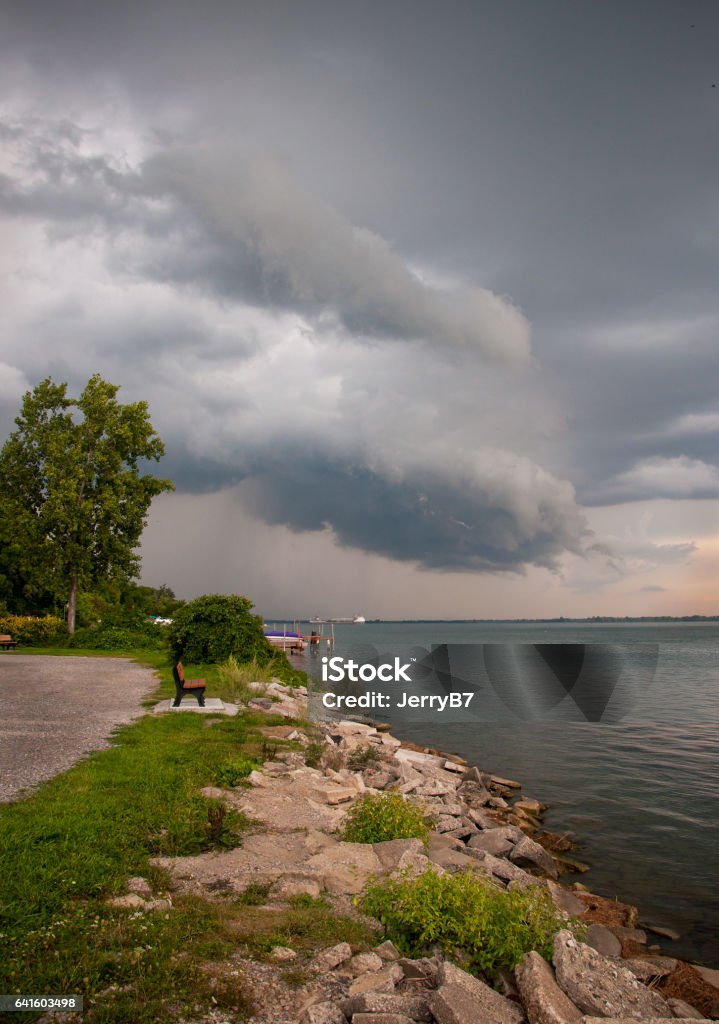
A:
126,876,153,898
146,898,172,912
514,798,545,815
436,815,464,833
462,766,492,785
466,808,497,829
398,957,441,986
430,979,524,1024
107,893,147,910
426,836,483,873
365,771,397,790
481,851,535,887
445,825,479,841
609,926,647,945
341,993,433,1021
667,997,706,1018
392,849,440,879
690,964,719,991
199,786,227,800
269,945,298,961
457,781,493,806
466,831,515,857
586,924,622,957
314,784,357,804
350,952,385,975
351,1016,415,1024
395,748,447,769
443,760,467,774
546,881,587,919
582,1019,701,1024
644,924,681,941
373,838,425,871
272,876,322,899
510,835,559,879
374,940,401,961
489,796,510,809
552,930,671,1018
247,769,269,787
349,965,404,996
416,780,456,797
620,957,677,982
307,842,383,894
302,1002,348,1024
515,950,583,1024
490,774,522,789
309,942,353,974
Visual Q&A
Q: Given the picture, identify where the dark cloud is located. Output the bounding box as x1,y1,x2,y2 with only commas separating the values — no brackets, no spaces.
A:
1,0,718,600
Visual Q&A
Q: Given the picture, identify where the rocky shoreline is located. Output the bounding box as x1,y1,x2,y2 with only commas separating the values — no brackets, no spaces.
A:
120,681,719,1024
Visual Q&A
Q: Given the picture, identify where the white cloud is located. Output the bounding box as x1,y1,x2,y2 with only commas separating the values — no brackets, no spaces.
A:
600,456,719,502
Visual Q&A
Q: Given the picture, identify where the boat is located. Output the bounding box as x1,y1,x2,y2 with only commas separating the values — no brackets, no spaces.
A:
309,615,366,624
264,627,307,651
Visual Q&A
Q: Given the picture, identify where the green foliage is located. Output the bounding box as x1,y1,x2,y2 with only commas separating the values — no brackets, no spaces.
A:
66,623,167,651
340,792,431,844
235,882,272,906
304,741,326,768
215,653,271,703
214,756,258,787
0,613,66,645
167,593,273,664
346,744,381,770
361,867,568,975
0,374,174,631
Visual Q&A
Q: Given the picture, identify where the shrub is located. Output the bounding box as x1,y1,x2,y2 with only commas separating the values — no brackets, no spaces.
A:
167,594,273,665
304,741,326,768
0,614,66,646
214,757,259,787
360,867,567,975
346,744,381,771
66,623,167,650
215,654,272,703
340,792,431,844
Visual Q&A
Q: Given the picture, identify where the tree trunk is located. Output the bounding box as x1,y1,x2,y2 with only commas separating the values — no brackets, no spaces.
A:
67,574,78,634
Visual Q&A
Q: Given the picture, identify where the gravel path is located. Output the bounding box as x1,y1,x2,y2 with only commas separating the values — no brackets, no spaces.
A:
0,655,159,803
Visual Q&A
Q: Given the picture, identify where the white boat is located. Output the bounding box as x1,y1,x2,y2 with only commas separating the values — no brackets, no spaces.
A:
309,615,366,624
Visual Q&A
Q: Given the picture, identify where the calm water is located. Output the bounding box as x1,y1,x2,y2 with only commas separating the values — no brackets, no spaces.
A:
295,620,719,967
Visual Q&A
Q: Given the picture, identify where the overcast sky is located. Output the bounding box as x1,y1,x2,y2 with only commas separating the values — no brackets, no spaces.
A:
1,0,718,618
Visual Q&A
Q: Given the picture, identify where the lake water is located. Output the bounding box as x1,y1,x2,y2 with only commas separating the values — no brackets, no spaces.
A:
292,620,719,967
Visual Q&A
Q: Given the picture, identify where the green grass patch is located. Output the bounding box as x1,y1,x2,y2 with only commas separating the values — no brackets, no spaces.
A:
361,867,569,976
0,696,272,1021
228,900,379,958
340,792,431,844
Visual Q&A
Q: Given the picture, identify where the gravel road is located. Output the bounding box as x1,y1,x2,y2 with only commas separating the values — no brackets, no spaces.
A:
0,655,158,803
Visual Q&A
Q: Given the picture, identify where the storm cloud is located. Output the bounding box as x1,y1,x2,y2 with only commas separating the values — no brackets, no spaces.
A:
1,0,718,612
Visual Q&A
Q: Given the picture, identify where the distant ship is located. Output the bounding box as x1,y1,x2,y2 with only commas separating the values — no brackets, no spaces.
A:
309,615,366,624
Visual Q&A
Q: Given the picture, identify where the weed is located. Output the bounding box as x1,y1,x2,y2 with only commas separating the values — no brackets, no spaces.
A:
282,967,310,988
214,757,258,787
235,883,272,906
346,744,381,771
340,792,431,844
361,867,569,976
304,741,325,768
215,654,273,703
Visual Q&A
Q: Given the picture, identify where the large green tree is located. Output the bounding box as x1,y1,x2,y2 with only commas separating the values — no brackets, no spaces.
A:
0,375,174,631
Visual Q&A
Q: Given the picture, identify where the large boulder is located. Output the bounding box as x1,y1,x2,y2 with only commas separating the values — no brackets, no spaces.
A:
431,962,525,1024
552,930,671,1019
510,835,559,879
515,951,583,1024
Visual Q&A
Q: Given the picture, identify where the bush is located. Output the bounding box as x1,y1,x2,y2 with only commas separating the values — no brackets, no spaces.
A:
66,623,167,650
0,614,66,646
214,757,259,787
360,867,567,975
167,594,273,665
340,792,431,844
346,744,381,771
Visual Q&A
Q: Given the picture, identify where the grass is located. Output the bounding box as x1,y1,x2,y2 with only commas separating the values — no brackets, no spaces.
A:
0,647,305,1022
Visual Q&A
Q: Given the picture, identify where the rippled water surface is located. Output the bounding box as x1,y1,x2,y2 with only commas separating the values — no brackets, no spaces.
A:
298,621,719,966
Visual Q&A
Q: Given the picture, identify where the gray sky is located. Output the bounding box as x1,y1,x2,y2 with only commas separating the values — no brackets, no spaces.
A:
1,0,718,617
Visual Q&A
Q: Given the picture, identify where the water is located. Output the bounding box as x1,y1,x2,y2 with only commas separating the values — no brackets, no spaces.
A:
295,620,719,967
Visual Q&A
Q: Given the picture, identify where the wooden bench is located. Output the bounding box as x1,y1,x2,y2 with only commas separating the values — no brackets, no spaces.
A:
0,634,18,650
172,661,206,707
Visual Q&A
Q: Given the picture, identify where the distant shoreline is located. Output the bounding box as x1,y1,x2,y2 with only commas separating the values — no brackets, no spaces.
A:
282,615,719,624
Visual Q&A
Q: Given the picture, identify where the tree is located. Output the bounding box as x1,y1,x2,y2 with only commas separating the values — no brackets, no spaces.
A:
0,375,174,632
167,594,272,664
